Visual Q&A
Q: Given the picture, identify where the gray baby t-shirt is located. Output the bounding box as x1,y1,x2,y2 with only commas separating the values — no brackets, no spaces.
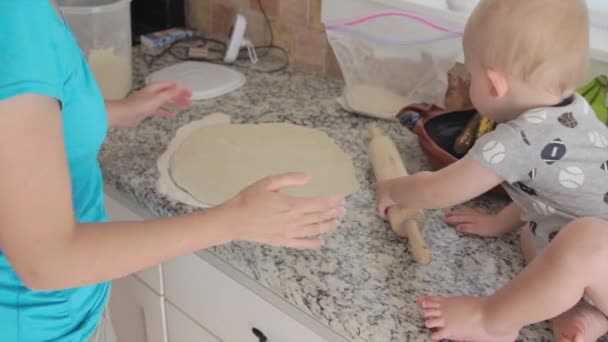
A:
468,93,608,251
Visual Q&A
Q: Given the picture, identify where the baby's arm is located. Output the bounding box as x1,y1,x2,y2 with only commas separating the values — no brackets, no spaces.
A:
377,155,504,215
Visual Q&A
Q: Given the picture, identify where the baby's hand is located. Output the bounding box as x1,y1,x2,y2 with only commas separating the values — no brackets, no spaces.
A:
376,180,398,220
444,207,504,237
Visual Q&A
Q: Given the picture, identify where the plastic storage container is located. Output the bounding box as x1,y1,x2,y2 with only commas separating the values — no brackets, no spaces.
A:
322,0,608,107
61,0,133,100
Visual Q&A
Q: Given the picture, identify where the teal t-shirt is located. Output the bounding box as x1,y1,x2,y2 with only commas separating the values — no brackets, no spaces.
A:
0,1,111,341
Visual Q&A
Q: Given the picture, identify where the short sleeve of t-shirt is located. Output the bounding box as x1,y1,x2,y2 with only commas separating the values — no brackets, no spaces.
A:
0,2,67,103
468,118,536,184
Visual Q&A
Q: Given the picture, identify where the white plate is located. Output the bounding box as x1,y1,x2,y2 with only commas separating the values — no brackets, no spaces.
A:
146,61,245,100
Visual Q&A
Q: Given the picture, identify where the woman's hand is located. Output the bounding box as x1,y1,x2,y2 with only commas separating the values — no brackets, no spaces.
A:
376,179,397,220
215,173,346,250
107,82,192,128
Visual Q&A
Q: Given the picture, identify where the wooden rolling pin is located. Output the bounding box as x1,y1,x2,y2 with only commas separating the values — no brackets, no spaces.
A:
368,123,432,265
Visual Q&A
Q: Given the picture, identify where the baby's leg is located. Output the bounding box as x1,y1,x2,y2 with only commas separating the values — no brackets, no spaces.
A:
419,217,608,342
519,225,608,341
520,224,535,264
552,300,608,342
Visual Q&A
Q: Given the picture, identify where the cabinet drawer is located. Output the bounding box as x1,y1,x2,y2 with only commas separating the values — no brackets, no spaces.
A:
165,301,220,342
164,254,327,342
104,194,164,295
134,265,163,296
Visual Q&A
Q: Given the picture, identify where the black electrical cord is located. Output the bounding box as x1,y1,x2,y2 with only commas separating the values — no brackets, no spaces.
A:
255,0,274,58
247,45,290,73
142,0,289,73
244,0,290,73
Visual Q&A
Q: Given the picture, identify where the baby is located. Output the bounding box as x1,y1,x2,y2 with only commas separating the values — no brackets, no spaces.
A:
376,0,608,341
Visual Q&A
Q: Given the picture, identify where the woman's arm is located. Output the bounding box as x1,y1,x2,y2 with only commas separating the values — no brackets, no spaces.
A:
105,82,192,128
0,94,344,291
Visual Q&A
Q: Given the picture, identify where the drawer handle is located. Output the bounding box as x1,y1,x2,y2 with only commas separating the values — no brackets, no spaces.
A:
252,327,268,342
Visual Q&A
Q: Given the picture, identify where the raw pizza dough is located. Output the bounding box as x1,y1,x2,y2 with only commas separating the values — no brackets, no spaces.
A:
169,123,360,206
338,84,411,121
157,113,232,208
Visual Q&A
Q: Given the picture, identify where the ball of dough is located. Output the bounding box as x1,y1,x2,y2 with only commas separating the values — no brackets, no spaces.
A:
342,84,410,120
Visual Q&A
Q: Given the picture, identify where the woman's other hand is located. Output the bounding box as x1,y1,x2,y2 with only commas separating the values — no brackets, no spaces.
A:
215,173,347,250
107,82,192,128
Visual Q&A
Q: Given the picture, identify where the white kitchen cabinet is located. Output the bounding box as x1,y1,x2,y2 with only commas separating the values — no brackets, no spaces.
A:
104,188,347,342
109,276,148,342
135,265,164,296
104,194,164,295
165,301,220,342
134,278,168,342
110,275,167,342
105,193,166,342
163,254,328,342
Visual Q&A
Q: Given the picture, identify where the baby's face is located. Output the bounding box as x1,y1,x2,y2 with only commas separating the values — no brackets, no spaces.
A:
464,53,515,123
466,56,499,120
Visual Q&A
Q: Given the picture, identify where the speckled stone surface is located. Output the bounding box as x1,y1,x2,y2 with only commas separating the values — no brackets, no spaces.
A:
100,50,575,341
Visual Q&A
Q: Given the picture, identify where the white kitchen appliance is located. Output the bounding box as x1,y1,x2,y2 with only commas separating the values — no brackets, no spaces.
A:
224,14,257,64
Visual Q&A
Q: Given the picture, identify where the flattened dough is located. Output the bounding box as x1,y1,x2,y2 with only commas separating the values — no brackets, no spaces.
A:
340,84,411,120
169,123,360,206
157,113,232,208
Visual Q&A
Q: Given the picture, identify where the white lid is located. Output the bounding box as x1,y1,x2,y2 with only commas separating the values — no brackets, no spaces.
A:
145,62,246,101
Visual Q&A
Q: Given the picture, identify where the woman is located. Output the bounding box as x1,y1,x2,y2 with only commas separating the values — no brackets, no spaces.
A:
0,1,346,341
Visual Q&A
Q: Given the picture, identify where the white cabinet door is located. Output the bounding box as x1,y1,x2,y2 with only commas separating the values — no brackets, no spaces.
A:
110,276,147,342
110,276,167,342
135,265,164,296
164,254,328,342
165,301,220,342
104,194,164,295
134,277,168,342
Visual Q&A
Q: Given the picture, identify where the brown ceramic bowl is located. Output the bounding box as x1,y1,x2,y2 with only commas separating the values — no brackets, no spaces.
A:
396,103,508,197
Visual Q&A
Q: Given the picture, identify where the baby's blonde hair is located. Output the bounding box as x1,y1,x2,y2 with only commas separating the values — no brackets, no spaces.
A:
464,0,589,96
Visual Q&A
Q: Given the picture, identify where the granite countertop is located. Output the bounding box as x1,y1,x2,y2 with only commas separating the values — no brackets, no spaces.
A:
100,51,555,341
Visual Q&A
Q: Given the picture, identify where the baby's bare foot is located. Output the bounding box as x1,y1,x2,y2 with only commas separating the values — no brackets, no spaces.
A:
443,208,506,237
553,301,608,342
419,295,519,342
